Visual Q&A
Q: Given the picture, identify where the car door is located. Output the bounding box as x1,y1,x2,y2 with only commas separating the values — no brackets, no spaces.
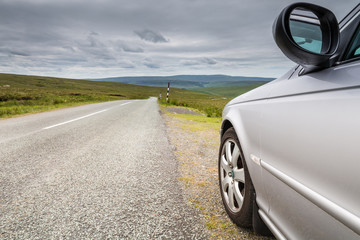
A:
259,18,360,239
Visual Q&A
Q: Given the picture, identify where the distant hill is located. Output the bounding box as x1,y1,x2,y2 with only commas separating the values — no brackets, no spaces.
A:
88,75,275,89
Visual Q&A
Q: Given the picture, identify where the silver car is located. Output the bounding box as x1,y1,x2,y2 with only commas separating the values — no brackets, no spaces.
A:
218,2,360,239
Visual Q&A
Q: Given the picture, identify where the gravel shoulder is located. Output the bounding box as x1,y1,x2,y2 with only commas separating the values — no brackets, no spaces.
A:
165,107,205,116
162,106,273,240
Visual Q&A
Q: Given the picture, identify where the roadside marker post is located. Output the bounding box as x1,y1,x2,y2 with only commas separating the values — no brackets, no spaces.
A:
166,82,170,102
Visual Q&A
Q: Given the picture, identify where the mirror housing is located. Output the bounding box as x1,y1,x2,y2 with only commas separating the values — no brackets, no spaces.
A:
273,2,339,74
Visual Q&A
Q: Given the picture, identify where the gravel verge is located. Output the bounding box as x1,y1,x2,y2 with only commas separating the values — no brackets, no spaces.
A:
164,107,204,116
162,106,274,240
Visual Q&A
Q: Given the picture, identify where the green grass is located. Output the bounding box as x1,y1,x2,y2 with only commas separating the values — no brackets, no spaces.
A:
0,73,165,118
159,84,265,117
0,73,231,118
0,73,261,118
165,112,222,130
190,83,264,98
158,88,229,117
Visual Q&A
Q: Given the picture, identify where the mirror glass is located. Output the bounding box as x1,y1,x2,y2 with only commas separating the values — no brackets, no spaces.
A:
289,8,322,53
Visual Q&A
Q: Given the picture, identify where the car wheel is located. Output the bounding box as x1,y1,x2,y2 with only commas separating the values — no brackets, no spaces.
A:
219,127,254,227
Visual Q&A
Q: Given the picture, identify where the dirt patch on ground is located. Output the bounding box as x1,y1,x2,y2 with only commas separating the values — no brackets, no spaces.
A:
163,107,205,116
162,106,272,240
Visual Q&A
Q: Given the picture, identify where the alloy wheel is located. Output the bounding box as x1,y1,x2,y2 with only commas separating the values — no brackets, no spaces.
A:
220,139,246,213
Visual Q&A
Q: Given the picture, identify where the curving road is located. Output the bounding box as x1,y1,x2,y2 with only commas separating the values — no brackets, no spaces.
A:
0,98,207,239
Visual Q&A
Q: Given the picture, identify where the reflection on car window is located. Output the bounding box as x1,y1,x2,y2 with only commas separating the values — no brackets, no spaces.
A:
290,20,322,53
345,26,360,60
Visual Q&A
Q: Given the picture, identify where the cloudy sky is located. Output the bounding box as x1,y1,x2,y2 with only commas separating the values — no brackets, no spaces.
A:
0,0,357,79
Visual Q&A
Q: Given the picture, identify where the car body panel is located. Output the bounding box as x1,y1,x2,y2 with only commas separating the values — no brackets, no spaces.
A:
222,100,269,213
261,91,360,236
262,160,360,239
227,67,296,106
260,62,360,238
264,62,360,209
269,62,360,97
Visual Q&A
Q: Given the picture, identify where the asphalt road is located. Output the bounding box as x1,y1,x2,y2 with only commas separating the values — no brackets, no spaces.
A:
0,98,207,239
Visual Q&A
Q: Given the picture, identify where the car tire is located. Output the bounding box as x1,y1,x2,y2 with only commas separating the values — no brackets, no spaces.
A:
218,127,254,228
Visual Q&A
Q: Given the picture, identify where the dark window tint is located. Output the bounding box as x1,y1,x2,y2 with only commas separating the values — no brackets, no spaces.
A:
345,25,360,60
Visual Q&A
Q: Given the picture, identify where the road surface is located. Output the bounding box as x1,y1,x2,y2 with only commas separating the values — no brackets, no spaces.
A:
0,98,207,239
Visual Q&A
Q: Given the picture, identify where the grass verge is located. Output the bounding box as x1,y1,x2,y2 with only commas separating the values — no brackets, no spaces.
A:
166,113,221,131
159,84,264,117
159,95,228,117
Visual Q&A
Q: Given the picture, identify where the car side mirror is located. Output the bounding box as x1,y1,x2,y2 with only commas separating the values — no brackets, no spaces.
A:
273,2,339,74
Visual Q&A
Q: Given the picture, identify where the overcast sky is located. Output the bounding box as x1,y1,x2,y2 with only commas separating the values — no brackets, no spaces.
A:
0,0,357,79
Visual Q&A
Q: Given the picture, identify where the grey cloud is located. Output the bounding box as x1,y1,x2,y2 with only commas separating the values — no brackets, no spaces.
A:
0,47,30,57
0,0,356,78
181,60,200,66
143,59,160,69
119,61,136,68
9,50,30,57
144,63,160,69
121,44,144,53
202,58,217,65
87,33,101,47
82,48,115,60
63,46,76,53
76,32,115,60
181,58,217,66
50,56,87,65
121,65,135,69
134,29,168,43
90,31,99,36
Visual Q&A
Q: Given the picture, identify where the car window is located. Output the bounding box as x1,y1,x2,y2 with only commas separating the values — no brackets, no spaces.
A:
345,25,360,60
290,20,322,53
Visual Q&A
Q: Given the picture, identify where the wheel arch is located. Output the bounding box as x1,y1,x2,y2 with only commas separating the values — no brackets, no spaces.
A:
221,105,270,229
221,115,252,170
220,119,234,139
220,116,256,193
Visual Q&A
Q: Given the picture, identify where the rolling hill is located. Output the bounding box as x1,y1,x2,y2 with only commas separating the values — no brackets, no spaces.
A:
88,75,274,89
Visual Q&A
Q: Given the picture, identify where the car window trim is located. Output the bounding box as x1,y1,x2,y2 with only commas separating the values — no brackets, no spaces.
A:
337,7,360,64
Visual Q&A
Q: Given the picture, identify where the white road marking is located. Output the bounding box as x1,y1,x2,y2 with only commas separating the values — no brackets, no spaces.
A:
43,102,131,130
119,102,132,106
